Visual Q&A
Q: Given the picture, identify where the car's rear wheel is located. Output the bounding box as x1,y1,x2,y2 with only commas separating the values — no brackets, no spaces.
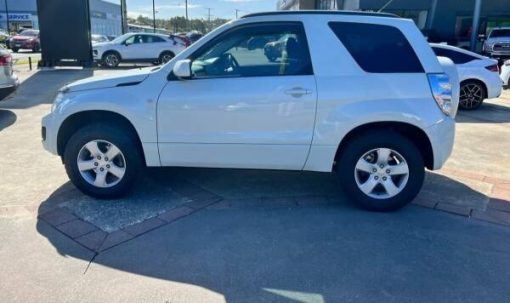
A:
159,51,175,65
336,131,425,211
459,81,486,110
32,43,40,52
63,124,142,199
102,52,120,68
11,48,18,53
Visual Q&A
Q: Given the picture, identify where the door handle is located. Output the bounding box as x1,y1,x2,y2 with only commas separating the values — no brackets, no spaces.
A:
284,87,312,98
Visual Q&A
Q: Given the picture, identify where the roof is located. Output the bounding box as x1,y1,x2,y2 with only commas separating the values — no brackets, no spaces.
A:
242,10,399,19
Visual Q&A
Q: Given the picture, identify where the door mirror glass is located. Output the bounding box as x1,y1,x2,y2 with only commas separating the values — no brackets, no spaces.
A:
173,59,192,79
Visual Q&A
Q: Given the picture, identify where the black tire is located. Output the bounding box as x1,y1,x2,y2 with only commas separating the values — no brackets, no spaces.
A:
158,51,175,65
63,124,142,199
459,81,486,110
12,48,18,53
102,51,120,68
32,43,40,53
336,131,425,212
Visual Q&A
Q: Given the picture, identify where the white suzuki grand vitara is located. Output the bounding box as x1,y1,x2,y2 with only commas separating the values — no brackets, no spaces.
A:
42,11,458,211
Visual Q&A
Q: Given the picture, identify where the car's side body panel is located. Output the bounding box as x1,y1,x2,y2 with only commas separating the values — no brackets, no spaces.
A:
43,13,456,174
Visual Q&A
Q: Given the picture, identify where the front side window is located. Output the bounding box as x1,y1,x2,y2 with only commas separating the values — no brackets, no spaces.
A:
190,23,313,79
329,22,424,73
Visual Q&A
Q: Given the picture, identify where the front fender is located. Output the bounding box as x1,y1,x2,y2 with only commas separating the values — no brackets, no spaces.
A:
53,85,158,144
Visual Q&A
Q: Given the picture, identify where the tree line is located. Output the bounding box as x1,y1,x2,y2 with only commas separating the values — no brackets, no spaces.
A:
128,15,230,34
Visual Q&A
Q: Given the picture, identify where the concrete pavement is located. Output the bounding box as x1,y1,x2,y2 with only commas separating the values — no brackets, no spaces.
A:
0,68,509,302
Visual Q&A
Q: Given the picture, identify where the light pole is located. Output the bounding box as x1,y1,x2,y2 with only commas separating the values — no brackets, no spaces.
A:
470,0,482,52
152,0,156,33
120,0,127,34
4,0,9,32
235,9,241,19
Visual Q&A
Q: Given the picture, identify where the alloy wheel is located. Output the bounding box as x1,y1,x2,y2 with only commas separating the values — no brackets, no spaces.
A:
460,83,484,109
105,54,119,67
77,140,126,188
354,148,409,199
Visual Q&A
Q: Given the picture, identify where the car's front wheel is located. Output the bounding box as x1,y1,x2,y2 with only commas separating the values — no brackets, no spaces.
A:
336,131,425,211
63,124,142,198
102,52,120,68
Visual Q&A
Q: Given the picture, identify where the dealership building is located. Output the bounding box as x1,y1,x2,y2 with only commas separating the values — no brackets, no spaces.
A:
277,0,510,48
0,0,122,36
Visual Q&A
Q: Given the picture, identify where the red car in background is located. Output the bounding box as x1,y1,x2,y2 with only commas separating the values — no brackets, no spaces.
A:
7,29,41,53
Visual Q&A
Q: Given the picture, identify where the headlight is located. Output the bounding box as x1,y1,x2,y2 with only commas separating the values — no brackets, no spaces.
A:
428,73,453,116
51,86,70,113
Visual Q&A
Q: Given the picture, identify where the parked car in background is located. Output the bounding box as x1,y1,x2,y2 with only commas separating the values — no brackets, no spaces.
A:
0,48,19,98
93,32,187,68
431,43,502,110
501,60,510,87
264,34,297,62
8,29,41,53
169,34,191,48
483,27,510,59
186,31,203,44
43,11,457,211
91,34,110,44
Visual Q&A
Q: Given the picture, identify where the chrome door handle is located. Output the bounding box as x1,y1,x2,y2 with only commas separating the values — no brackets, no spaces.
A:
284,87,312,97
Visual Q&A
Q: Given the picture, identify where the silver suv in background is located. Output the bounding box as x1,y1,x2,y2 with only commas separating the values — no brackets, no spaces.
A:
483,27,510,58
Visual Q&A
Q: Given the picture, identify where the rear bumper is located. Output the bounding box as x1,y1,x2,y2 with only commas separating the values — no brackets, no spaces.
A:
486,74,503,99
426,117,456,170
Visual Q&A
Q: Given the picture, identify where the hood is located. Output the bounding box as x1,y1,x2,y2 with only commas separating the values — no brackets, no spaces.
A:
64,67,157,93
13,35,34,40
92,41,114,48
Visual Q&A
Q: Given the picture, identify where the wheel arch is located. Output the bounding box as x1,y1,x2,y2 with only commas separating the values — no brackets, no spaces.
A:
159,50,175,59
334,121,434,170
102,50,122,61
57,110,146,165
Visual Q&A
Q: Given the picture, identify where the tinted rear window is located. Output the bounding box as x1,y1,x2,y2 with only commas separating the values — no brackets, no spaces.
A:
329,22,424,73
432,47,477,64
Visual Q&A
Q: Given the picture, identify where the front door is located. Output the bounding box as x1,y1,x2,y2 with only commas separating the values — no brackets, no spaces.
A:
157,22,317,170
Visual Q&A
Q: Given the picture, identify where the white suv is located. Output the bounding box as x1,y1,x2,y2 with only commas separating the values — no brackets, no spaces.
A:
42,11,457,211
93,33,187,67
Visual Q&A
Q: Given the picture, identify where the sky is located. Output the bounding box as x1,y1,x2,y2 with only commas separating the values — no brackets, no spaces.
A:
104,0,277,20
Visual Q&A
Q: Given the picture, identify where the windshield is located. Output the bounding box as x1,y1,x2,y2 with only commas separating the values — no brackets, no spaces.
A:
20,30,38,37
110,33,132,44
490,29,510,38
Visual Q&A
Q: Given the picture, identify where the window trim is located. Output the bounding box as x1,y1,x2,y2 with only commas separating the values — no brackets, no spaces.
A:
181,21,314,80
328,21,425,74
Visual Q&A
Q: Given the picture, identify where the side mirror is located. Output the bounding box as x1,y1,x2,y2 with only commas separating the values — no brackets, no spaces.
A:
173,59,192,79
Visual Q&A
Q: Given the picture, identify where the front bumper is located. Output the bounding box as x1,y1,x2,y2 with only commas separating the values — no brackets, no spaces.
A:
426,117,456,170
41,113,59,155
11,40,35,49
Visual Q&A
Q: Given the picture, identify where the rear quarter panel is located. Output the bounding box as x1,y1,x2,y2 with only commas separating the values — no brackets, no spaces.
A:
301,16,447,172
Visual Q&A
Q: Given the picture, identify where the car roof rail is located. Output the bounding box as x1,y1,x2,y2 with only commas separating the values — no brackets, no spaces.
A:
242,10,399,19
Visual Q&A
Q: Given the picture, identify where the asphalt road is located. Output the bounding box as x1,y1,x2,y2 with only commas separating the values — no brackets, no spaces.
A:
0,68,509,302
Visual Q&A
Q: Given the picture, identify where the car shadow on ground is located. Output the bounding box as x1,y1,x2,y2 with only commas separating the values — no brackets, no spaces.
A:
0,69,93,109
35,169,505,302
0,109,16,131
456,101,510,124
